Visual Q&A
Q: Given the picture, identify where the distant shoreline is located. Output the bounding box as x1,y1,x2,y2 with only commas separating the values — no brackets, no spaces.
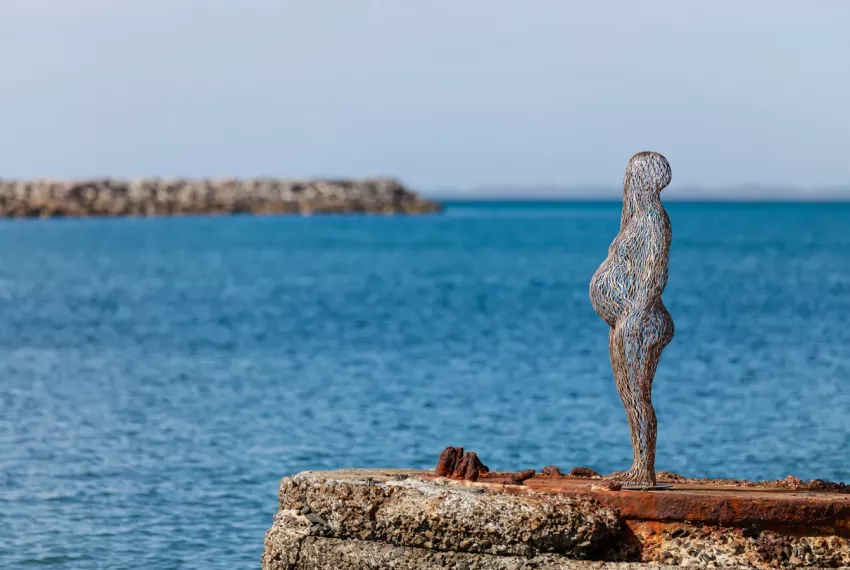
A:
426,186,850,202
0,178,442,218
430,195,850,203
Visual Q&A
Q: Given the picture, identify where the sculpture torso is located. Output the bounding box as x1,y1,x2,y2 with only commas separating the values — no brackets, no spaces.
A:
589,204,671,327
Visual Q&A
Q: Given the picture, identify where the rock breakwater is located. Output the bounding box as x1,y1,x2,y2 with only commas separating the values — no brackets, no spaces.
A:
0,177,441,218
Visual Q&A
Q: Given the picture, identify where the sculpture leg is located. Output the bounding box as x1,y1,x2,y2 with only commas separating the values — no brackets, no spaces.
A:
608,307,672,485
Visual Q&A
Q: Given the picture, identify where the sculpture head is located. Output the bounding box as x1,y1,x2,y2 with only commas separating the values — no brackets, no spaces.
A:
624,151,672,199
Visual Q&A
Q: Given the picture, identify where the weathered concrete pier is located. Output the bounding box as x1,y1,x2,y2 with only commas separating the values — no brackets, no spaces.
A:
263,468,850,569
0,177,441,218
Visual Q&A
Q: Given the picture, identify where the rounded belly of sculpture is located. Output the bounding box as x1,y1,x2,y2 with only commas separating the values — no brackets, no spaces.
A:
589,257,628,326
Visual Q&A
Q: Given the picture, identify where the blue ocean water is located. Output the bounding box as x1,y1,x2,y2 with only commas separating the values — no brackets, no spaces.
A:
1,201,849,569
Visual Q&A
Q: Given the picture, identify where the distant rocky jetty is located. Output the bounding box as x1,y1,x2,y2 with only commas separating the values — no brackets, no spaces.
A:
0,177,442,218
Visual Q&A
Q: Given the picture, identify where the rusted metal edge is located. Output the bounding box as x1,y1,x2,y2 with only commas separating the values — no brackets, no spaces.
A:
418,473,850,532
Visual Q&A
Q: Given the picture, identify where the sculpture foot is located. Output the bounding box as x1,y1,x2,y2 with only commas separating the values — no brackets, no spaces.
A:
610,467,656,488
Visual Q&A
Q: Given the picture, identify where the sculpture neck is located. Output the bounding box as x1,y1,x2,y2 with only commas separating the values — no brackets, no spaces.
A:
620,191,660,229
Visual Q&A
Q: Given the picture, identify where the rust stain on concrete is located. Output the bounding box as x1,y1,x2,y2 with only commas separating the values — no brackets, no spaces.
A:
419,472,850,533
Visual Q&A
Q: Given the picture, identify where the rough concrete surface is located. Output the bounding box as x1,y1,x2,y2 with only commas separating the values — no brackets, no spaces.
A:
262,470,850,570
296,536,690,570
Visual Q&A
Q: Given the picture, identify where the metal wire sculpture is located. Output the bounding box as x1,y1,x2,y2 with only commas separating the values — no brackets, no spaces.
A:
589,151,674,487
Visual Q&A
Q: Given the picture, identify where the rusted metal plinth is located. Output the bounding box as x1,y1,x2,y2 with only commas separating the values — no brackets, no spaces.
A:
420,472,850,531
419,470,850,566
263,468,850,569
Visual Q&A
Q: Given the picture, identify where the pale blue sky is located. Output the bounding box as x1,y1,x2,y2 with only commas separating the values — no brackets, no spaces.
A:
0,1,848,195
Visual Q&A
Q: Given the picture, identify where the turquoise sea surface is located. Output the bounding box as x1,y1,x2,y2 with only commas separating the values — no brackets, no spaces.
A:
2,201,849,568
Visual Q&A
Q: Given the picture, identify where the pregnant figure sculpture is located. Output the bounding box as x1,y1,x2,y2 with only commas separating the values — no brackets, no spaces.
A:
589,151,674,487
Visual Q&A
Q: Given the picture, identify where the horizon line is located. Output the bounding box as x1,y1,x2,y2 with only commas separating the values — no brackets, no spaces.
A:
423,185,850,201
424,192,850,203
